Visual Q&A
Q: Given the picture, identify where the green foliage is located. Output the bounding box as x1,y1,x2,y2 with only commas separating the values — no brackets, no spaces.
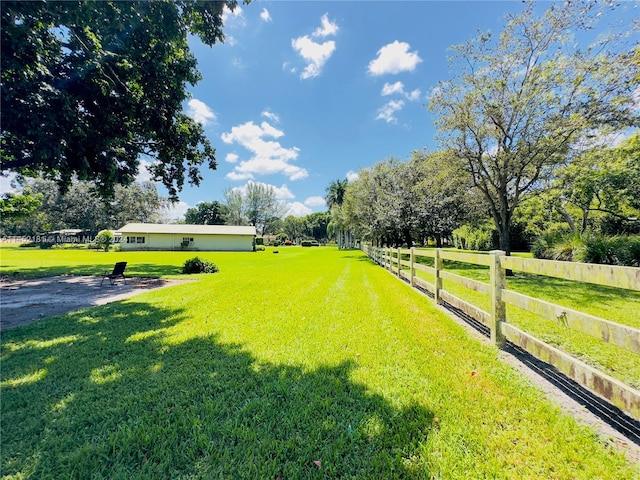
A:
181,256,219,274
452,223,498,251
255,236,264,246
325,178,348,210
94,230,114,252
1,0,239,199
223,183,286,234
0,192,41,221
2,177,166,236
580,234,640,267
184,201,228,225
533,231,640,266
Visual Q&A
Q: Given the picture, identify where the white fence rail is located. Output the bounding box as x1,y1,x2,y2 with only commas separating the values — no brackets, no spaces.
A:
361,244,640,420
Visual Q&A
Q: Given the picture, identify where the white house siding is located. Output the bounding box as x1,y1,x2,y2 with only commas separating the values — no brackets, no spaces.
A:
120,233,254,251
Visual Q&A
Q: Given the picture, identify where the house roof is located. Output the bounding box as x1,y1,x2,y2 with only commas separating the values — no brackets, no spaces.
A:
117,223,256,236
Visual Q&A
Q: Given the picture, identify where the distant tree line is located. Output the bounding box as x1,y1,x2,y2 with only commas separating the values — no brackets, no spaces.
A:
1,177,166,237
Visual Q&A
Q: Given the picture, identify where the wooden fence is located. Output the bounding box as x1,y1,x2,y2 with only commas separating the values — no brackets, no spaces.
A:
361,244,640,420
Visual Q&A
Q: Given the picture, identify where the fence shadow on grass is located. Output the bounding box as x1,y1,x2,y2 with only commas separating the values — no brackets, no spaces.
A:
440,300,640,445
1,302,433,478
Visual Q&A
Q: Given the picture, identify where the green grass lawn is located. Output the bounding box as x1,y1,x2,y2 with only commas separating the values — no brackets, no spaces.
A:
1,245,638,478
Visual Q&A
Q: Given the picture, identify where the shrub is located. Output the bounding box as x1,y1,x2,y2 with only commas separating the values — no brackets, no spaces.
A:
95,230,114,252
581,234,640,266
532,231,559,259
301,240,320,247
255,237,264,246
550,232,584,261
577,234,612,264
452,223,498,251
181,257,219,274
532,232,640,266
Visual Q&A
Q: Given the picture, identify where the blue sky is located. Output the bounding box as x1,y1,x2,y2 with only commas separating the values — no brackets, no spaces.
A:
152,0,544,220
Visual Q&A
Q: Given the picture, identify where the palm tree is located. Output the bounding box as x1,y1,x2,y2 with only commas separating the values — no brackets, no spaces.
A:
325,179,348,210
325,179,352,248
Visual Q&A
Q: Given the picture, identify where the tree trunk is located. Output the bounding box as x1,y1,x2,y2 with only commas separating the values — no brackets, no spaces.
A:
402,228,413,249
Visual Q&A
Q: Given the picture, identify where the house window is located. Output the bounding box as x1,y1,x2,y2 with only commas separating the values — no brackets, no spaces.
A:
182,237,194,245
136,236,145,243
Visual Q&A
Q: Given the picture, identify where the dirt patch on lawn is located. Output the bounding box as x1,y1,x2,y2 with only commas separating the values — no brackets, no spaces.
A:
0,275,182,331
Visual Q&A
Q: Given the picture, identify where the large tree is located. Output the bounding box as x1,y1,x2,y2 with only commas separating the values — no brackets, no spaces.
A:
553,131,640,233
429,1,638,254
223,182,286,234
184,201,228,225
325,179,348,211
325,178,355,248
1,0,242,200
411,150,484,247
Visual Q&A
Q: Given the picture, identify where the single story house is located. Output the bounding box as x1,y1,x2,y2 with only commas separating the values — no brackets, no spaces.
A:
117,223,257,251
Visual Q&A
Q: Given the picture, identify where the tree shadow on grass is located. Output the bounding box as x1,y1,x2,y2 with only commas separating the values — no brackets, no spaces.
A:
509,274,640,309
2,303,433,479
2,262,184,280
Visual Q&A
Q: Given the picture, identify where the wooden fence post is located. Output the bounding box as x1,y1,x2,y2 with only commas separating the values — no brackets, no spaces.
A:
397,248,401,276
410,247,415,287
490,250,506,347
434,248,443,304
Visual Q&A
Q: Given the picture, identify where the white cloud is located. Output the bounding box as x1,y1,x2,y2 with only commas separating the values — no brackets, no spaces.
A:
186,99,216,126
313,13,338,37
0,171,18,195
273,184,295,200
221,121,308,181
162,201,190,222
406,89,421,101
381,82,422,102
291,14,338,80
376,99,405,123
135,159,154,183
225,153,239,163
260,8,271,22
222,4,244,26
304,196,326,207
226,171,254,181
368,41,422,76
381,81,405,96
286,201,313,217
346,170,359,182
232,58,245,69
261,110,280,123
292,36,336,80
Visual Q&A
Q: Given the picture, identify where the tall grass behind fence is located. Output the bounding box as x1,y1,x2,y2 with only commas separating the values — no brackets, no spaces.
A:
362,244,640,420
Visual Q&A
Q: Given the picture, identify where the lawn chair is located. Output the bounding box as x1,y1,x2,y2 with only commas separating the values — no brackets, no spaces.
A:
101,262,127,286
